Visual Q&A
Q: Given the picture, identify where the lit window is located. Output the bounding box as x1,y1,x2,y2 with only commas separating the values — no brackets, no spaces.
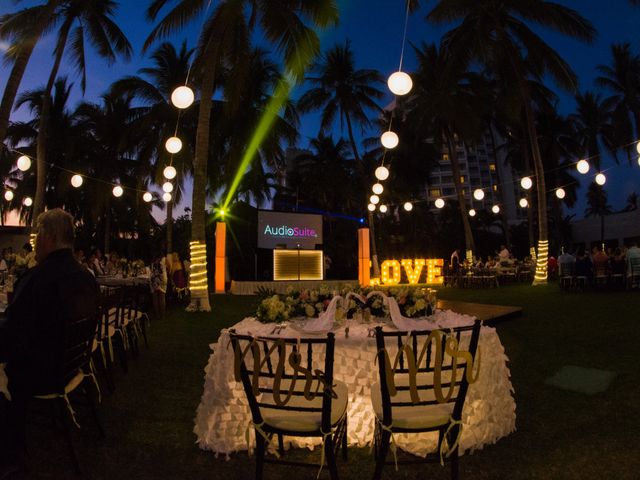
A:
442,154,449,162
460,176,465,184
489,163,496,171
493,185,498,191
430,188,441,197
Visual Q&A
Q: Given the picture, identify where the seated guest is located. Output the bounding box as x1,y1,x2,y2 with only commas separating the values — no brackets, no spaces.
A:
558,249,576,275
0,209,100,473
592,247,609,276
105,251,119,275
627,241,640,276
610,248,626,275
574,247,593,279
498,245,510,261
88,249,105,276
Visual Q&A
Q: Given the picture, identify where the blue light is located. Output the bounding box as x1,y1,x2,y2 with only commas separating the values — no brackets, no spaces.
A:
359,217,365,224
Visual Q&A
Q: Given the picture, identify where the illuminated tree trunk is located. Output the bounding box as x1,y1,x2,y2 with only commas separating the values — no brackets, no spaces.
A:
166,200,173,253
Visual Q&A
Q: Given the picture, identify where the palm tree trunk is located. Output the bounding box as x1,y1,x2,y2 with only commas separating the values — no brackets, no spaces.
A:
445,128,475,261
0,0,62,146
486,123,512,247
104,196,112,254
187,54,218,312
33,21,72,222
600,214,604,245
166,200,173,253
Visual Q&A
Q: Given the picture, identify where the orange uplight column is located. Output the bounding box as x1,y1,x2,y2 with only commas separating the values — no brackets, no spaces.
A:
215,222,226,294
358,228,370,287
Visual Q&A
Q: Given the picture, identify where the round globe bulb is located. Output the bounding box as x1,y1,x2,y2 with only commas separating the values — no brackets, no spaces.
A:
636,141,640,155
380,131,399,149
367,203,376,212
171,86,195,109
520,176,533,190
162,181,174,193
71,174,83,188
379,205,388,213
163,165,177,180
468,208,476,217
576,159,590,174
163,192,172,202
4,190,13,201
473,188,485,200
434,198,445,209
372,183,384,195
387,71,413,96
403,202,413,212
370,194,380,205
375,166,389,181
637,156,640,167
595,172,606,186
519,198,528,208
113,185,124,198
23,196,33,207
556,188,566,199
492,205,500,214
165,136,183,154
143,192,153,203
17,155,31,172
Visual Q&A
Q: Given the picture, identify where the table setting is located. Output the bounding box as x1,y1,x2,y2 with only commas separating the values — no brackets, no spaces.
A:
194,286,516,458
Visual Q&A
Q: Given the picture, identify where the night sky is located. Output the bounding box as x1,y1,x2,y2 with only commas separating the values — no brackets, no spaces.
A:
1,0,639,219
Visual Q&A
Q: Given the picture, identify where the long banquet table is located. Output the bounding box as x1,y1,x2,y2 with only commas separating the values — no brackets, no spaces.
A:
194,310,516,458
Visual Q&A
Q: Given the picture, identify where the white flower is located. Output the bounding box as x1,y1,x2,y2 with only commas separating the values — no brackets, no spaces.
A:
305,304,315,317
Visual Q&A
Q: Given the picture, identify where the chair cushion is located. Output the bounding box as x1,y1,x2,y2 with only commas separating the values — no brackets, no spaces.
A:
260,380,348,432
371,381,453,430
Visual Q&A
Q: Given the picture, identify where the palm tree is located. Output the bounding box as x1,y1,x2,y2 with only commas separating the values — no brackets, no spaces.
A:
31,0,132,220
624,192,638,211
406,42,490,261
585,182,612,244
428,0,596,284
571,91,616,171
297,40,384,167
145,0,338,311
0,0,64,147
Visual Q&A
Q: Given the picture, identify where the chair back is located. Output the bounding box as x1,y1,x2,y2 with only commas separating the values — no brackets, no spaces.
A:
374,320,481,427
230,330,337,433
631,258,640,276
61,313,99,388
559,262,575,277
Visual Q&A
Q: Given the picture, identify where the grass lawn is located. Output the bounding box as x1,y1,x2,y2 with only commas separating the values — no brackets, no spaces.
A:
21,284,640,479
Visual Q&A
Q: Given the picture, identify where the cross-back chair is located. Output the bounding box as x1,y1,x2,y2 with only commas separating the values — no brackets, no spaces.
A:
229,330,348,480
372,320,482,480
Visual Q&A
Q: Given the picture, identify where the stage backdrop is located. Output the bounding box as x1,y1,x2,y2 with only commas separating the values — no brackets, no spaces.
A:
257,210,323,250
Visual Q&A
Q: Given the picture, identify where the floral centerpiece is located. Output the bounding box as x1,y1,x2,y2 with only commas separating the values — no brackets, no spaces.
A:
256,295,291,323
118,258,129,276
130,260,145,277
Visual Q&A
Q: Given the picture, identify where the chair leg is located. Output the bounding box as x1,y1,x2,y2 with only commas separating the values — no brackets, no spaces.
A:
255,430,265,480
55,398,81,475
115,333,128,373
372,429,391,480
341,418,348,461
450,447,459,480
324,436,339,480
277,434,285,457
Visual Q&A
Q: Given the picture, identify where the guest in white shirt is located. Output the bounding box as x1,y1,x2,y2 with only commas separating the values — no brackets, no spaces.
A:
498,245,510,261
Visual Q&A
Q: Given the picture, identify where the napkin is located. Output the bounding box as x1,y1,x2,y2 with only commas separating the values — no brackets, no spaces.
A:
0,363,10,401
386,296,436,331
302,296,342,333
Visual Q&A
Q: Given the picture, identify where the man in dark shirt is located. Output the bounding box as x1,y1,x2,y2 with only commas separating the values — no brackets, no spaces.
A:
0,208,100,472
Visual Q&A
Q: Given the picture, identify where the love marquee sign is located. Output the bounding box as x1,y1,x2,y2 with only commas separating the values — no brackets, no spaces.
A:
376,258,445,286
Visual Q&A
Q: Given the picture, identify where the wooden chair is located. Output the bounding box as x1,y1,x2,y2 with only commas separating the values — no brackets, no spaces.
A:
628,258,640,290
558,262,575,291
372,321,482,480
230,330,348,480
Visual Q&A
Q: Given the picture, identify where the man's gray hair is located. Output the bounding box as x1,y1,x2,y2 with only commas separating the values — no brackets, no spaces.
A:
36,208,75,249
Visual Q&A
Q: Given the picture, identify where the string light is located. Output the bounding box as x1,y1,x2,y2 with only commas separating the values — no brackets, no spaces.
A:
143,192,153,202
375,166,390,181
380,130,399,149
533,240,549,284
576,159,590,174
556,188,566,199
171,86,195,109
162,192,172,202
372,183,384,195
23,196,32,207
403,202,413,212
162,182,174,193
595,172,606,186
367,203,376,212
492,205,500,214
637,141,640,155
388,71,413,96
370,194,380,205
520,177,533,190
473,189,485,200
163,165,177,180
468,208,476,217
165,136,182,154
4,191,13,201
379,204,388,213
519,198,528,208
113,185,124,197
71,174,83,188
434,198,445,209
17,155,31,172
189,241,208,292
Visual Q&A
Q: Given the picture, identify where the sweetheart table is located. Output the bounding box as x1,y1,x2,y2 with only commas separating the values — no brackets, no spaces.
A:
194,310,516,458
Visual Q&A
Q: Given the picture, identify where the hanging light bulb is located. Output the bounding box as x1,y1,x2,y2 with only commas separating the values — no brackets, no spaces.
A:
468,208,476,217
595,172,606,186
556,188,566,199
163,192,172,202
23,196,33,207
370,194,380,205
162,181,174,193
171,85,195,109
4,190,13,201
71,174,83,188
636,141,640,155
473,188,485,200
637,156,640,167
375,166,390,181
379,204,388,213
143,192,153,203
403,202,413,212
380,131,399,149
492,205,500,214
520,176,533,190
163,165,177,180
519,198,528,208
165,136,183,154
387,71,413,96
113,185,124,197
576,159,590,174
434,198,445,209
367,203,376,212
372,183,384,195
17,155,31,172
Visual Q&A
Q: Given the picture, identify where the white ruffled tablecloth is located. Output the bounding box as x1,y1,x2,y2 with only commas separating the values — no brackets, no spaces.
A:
194,310,516,458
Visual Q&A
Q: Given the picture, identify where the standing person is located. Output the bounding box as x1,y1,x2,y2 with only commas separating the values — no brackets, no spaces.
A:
450,249,460,273
0,209,100,474
150,252,168,320
170,252,187,301
324,253,332,279
498,244,510,261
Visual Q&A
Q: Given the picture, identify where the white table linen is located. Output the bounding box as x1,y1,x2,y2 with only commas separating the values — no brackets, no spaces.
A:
194,310,516,458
